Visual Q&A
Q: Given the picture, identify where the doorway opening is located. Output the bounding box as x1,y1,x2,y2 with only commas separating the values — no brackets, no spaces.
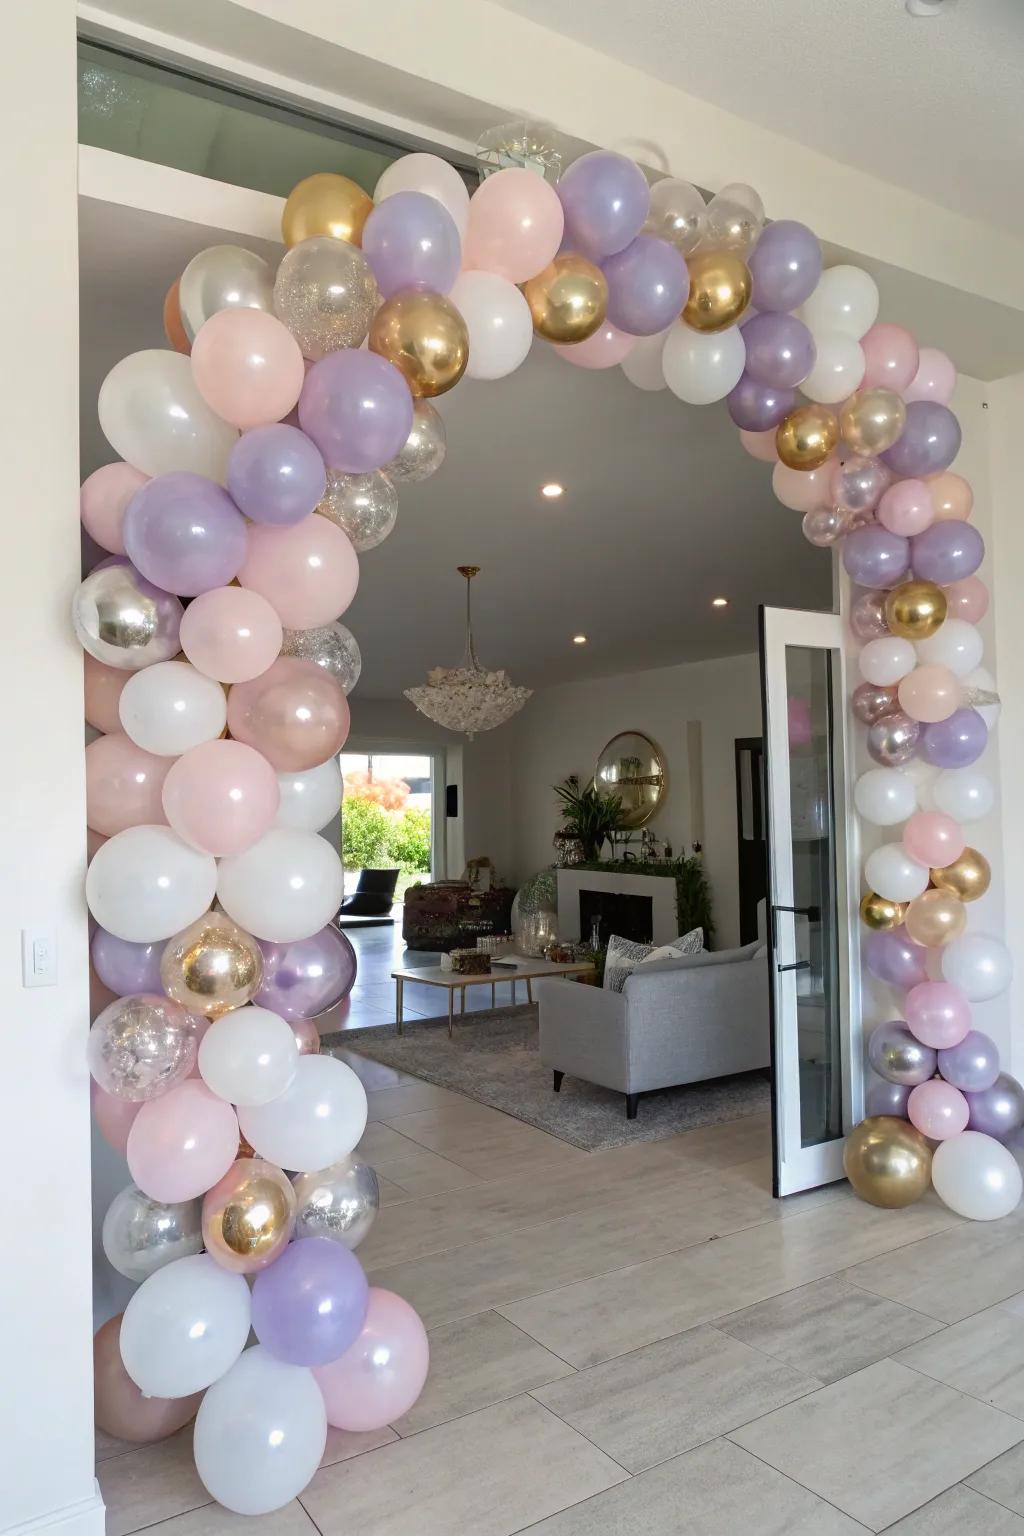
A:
340,749,438,911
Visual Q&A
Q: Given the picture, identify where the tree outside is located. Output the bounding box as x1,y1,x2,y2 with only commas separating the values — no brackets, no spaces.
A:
341,753,433,903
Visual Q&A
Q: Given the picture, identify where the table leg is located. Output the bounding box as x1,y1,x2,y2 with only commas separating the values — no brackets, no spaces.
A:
510,978,516,1005
396,977,404,1036
460,986,467,1015
527,977,534,1005
491,981,496,1007
448,989,455,1039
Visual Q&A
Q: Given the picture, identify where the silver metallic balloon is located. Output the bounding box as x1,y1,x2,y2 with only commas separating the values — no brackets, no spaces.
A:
704,182,764,254
273,235,379,358
87,993,199,1101
72,562,184,671
643,177,706,256
867,1021,937,1087
178,245,275,343
101,1182,203,1282
316,469,398,552
292,1157,379,1250
280,621,362,694
867,710,920,767
384,399,446,483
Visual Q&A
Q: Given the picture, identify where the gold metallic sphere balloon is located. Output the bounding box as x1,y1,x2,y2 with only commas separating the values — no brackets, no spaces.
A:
859,891,908,931
843,1117,932,1209
839,388,907,456
282,173,373,248
885,580,947,640
160,911,264,1020
681,249,751,333
905,888,967,948
931,847,991,903
369,290,469,397
201,1158,296,1273
522,253,608,343
776,404,839,471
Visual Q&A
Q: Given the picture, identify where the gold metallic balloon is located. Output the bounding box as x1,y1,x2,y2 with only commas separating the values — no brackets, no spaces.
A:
681,249,751,332
931,847,991,903
522,254,608,343
905,888,967,947
843,1117,932,1209
281,173,373,248
160,911,264,1020
885,580,947,640
776,404,839,471
369,290,469,397
859,891,908,931
201,1158,296,1273
839,388,907,456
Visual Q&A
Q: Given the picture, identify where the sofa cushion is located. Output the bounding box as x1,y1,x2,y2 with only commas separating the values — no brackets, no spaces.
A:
634,938,764,979
604,927,704,992
639,927,703,967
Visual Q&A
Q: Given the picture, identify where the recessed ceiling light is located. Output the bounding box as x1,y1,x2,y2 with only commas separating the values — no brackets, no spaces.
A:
573,634,588,645
541,483,564,499
712,597,728,608
905,0,952,14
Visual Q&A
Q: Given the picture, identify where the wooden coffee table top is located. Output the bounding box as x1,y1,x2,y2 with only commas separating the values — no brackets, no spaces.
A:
391,957,595,987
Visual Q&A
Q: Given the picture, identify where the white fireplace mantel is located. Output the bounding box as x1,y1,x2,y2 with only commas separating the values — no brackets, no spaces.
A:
557,869,678,946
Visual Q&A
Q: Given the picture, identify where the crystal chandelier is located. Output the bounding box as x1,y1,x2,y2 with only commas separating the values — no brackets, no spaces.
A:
404,566,532,738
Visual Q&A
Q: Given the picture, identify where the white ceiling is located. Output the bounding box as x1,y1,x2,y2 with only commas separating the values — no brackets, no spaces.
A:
495,0,1024,239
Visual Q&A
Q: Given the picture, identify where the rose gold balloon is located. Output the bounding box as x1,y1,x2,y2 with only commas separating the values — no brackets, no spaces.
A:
84,655,130,734
776,404,839,471
850,590,890,642
227,655,350,772
201,1157,296,1273
369,290,469,398
163,280,191,356
925,470,973,522
905,888,967,948
852,682,898,726
291,1017,322,1055
931,847,991,903
839,388,906,455
898,663,960,724
94,1314,201,1443
160,910,264,1020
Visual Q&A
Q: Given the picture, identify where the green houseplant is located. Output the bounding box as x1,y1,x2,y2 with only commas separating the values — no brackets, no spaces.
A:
553,774,624,862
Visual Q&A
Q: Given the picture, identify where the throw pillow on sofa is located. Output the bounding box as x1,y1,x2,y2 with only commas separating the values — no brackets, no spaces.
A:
603,928,704,992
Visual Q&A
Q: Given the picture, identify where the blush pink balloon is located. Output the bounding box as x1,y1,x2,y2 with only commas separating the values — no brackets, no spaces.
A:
291,1018,322,1056
85,732,171,836
81,463,148,555
945,575,989,625
227,655,351,772
898,664,960,725
84,654,130,734
313,1288,429,1432
463,167,564,283
237,515,359,629
876,479,934,537
906,980,971,1050
179,585,284,684
903,809,966,867
94,1313,202,1444
127,1079,239,1203
739,428,778,463
191,308,305,430
904,347,956,406
926,471,973,522
771,459,835,513
554,322,636,370
92,1080,140,1156
907,1078,969,1140
162,739,280,856
860,323,920,392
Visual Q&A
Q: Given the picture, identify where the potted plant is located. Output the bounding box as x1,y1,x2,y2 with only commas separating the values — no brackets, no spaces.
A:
553,774,624,863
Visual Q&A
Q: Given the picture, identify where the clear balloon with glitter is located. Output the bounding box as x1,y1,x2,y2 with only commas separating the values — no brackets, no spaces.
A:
316,468,397,551
384,399,446,483
280,622,362,694
273,235,379,358
87,993,199,1101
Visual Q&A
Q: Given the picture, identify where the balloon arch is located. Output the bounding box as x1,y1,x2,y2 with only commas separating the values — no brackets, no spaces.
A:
76,146,1018,1515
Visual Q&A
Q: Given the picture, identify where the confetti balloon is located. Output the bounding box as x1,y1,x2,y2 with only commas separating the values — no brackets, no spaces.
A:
272,235,379,357
315,469,398,552
87,993,199,1101
280,622,361,694
384,399,446,483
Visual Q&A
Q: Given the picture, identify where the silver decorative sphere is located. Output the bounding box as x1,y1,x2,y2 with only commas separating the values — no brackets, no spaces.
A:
273,235,379,358
178,244,275,342
280,621,362,694
102,1182,203,1282
316,469,397,552
72,563,184,670
384,399,446,484
87,994,199,1101
292,1157,379,1250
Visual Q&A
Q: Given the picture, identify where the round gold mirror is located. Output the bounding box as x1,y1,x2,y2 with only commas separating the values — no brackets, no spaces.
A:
594,731,666,829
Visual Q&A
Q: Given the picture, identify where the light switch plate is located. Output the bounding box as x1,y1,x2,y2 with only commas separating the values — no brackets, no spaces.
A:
21,928,58,987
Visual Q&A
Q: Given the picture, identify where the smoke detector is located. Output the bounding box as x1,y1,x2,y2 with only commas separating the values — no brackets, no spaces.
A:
906,0,954,15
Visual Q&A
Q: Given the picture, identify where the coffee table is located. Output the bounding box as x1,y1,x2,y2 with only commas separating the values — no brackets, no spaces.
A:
391,956,596,1038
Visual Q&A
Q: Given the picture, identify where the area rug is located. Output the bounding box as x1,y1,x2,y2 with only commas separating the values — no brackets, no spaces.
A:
321,1005,770,1152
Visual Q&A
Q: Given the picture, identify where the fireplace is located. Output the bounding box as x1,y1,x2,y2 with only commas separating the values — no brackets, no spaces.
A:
578,889,653,948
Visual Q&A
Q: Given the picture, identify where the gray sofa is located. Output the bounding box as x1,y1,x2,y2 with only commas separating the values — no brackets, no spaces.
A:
535,941,771,1119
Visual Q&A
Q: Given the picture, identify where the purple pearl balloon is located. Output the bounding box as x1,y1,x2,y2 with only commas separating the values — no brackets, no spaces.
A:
727,375,796,432
251,1236,368,1366
864,926,930,989
910,521,984,585
557,150,651,259
747,220,822,312
841,525,910,588
256,925,357,1022
867,710,920,767
867,1020,937,1086
919,708,987,769
299,350,414,474
865,1077,911,1118
965,1073,1024,1140
741,312,816,389
122,472,248,596
361,190,461,299
91,928,164,997
882,401,962,478
602,235,689,336
938,1029,1001,1093
226,424,327,526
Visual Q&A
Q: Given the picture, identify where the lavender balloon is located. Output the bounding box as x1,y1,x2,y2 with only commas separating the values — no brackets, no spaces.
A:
727,375,796,432
867,1021,937,1086
91,929,164,998
741,312,816,390
864,926,930,990
251,1236,368,1366
123,472,248,596
256,924,357,1021
361,190,461,298
299,350,414,474
226,424,327,526
966,1073,1024,1140
557,150,651,259
919,708,987,769
911,521,984,585
602,235,689,336
938,1030,1000,1093
747,220,822,312
865,1077,911,1119
882,401,961,478
841,526,910,588
867,710,920,766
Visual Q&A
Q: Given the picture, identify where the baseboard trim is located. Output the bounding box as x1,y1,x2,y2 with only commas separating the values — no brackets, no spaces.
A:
4,1484,105,1536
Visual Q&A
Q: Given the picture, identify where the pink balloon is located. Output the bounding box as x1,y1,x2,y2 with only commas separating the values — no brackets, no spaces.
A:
92,1080,140,1156
908,1079,969,1140
904,347,956,406
85,732,171,836
313,1289,429,1431
906,980,971,1049
81,463,148,555
739,428,778,463
860,323,920,392
162,739,280,856
897,664,961,725
127,1079,238,1203
903,809,966,868
463,167,564,283
771,459,835,513
554,322,636,370
227,655,350,772
191,309,305,430
926,471,973,522
291,1018,322,1056
945,575,989,625
84,654,130,734
876,479,934,537
179,586,284,684
237,515,359,629
94,1314,201,1444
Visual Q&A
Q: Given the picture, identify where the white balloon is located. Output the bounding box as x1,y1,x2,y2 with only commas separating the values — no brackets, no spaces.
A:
194,1346,327,1516
864,843,929,903
932,1131,1022,1221
119,660,227,757
662,323,746,405
98,351,237,482
899,756,940,808
275,758,343,832
942,933,1013,1001
86,825,217,942
238,1054,368,1173
916,619,984,679
854,768,917,827
859,636,916,687
800,265,879,339
199,1005,299,1107
217,828,344,943
374,152,470,237
621,329,670,391
448,270,533,381
962,664,1000,729
798,330,866,404
120,1253,250,1398
933,768,994,823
